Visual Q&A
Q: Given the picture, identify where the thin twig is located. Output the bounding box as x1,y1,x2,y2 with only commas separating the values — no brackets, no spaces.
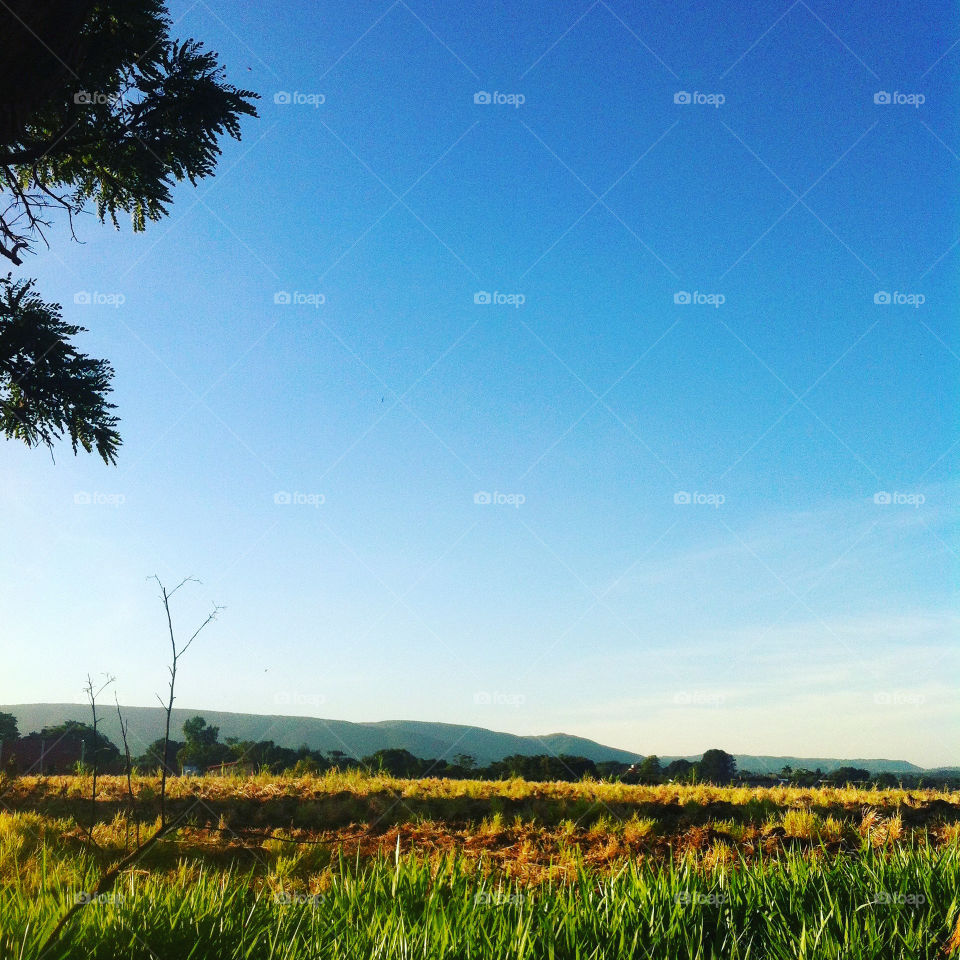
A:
115,695,138,850
37,800,201,956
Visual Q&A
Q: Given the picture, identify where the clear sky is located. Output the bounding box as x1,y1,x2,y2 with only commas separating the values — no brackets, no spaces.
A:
1,0,957,766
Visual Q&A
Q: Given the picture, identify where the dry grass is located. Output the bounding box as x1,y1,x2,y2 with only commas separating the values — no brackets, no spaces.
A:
1,772,958,888
3,776,960,960
5,770,958,810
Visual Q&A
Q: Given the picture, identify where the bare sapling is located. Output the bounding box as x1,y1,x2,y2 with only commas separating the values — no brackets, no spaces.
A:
152,575,223,828
83,672,115,847
37,576,222,957
114,694,138,849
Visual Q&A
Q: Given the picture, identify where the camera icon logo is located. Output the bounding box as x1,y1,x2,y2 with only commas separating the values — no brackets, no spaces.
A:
673,491,691,504
873,491,891,505
274,491,292,505
473,91,491,104
673,291,691,305
73,492,92,505
474,491,492,504
873,91,891,104
74,291,91,305
274,291,291,305
474,291,491,305
473,691,491,704
674,91,691,104
873,291,890,305
274,91,291,105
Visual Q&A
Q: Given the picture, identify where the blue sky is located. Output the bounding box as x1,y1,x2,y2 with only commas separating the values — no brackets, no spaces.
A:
1,0,958,765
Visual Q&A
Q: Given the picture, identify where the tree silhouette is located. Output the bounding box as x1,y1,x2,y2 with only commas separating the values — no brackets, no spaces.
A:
699,748,737,784
0,0,257,460
0,276,120,462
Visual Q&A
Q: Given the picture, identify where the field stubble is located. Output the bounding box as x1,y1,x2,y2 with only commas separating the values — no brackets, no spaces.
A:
2,772,959,958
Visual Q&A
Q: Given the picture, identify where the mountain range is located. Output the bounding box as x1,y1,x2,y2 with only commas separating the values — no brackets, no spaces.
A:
0,703,939,775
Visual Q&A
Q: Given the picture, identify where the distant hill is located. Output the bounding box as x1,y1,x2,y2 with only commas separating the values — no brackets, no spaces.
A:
0,704,641,766
0,704,932,774
661,754,924,776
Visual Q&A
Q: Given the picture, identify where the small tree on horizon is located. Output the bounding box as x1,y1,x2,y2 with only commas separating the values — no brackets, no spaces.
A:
828,765,871,784
0,711,18,771
0,711,17,745
638,755,662,782
178,716,229,771
699,748,737,785
663,758,693,782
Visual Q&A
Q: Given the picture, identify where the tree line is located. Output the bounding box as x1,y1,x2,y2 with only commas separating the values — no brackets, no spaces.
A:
2,712,954,788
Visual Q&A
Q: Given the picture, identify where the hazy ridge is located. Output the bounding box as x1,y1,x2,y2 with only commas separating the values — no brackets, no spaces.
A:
1,704,934,774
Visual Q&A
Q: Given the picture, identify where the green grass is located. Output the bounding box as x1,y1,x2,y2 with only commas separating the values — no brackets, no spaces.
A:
2,776,959,958
3,842,959,959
